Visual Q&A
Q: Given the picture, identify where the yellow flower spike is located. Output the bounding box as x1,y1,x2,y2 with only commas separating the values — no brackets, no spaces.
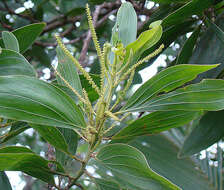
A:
105,111,120,122
82,88,94,116
55,34,101,95
86,4,104,86
118,44,164,84
53,66,87,105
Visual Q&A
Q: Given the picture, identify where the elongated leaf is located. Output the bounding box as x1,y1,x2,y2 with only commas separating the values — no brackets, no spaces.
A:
125,64,218,109
111,2,137,47
56,46,83,98
0,122,30,144
125,21,162,66
189,14,224,80
0,146,55,184
130,135,216,190
0,76,85,129
0,172,12,190
162,0,213,27
56,128,78,168
137,19,195,72
180,110,224,156
125,79,224,113
96,143,180,190
0,49,36,77
176,26,201,65
2,31,19,52
112,111,201,142
31,124,69,154
95,178,121,190
0,23,45,53
207,17,224,44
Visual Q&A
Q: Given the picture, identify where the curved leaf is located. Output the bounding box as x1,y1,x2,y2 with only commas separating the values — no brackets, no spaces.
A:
180,110,224,156
176,26,201,65
95,178,121,190
0,23,46,53
0,146,56,184
0,76,85,129
125,64,218,109
162,0,213,27
125,79,224,112
0,49,37,77
111,2,137,47
31,124,69,154
0,122,30,144
2,31,19,52
96,143,180,190
112,111,201,142
130,135,216,190
56,46,83,98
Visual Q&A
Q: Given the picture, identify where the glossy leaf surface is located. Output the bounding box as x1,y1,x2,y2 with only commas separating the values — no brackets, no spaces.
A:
176,26,201,65
31,124,69,154
180,110,224,156
0,146,56,184
0,76,85,129
112,111,201,141
125,79,224,112
0,23,46,53
162,0,213,27
96,143,180,190
95,178,121,190
111,2,137,47
2,31,19,52
125,64,218,109
56,46,83,97
0,49,36,77
130,135,216,190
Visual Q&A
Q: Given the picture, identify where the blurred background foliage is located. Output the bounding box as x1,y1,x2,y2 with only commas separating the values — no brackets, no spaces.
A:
0,0,224,189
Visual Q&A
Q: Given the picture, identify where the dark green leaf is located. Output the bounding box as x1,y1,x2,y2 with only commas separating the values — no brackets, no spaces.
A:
130,135,216,190
96,143,180,190
207,17,224,44
125,64,218,109
180,110,224,156
56,128,78,169
0,172,12,190
189,14,224,80
125,79,224,113
0,76,85,129
176,26,201,65
2,31,20,52
95,178,120,190
0,23,46,53
56,46,83,98
0,146,55,184
0,122,30,144
31,124,69,154
80,74,100,102
112,111,201,142
0,49,37,77
162,0,213,27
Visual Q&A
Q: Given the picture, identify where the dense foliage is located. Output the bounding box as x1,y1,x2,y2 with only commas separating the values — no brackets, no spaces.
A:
0,0,224,189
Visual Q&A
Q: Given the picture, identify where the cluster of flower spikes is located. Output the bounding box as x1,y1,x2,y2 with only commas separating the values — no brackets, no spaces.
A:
53,4,164,146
